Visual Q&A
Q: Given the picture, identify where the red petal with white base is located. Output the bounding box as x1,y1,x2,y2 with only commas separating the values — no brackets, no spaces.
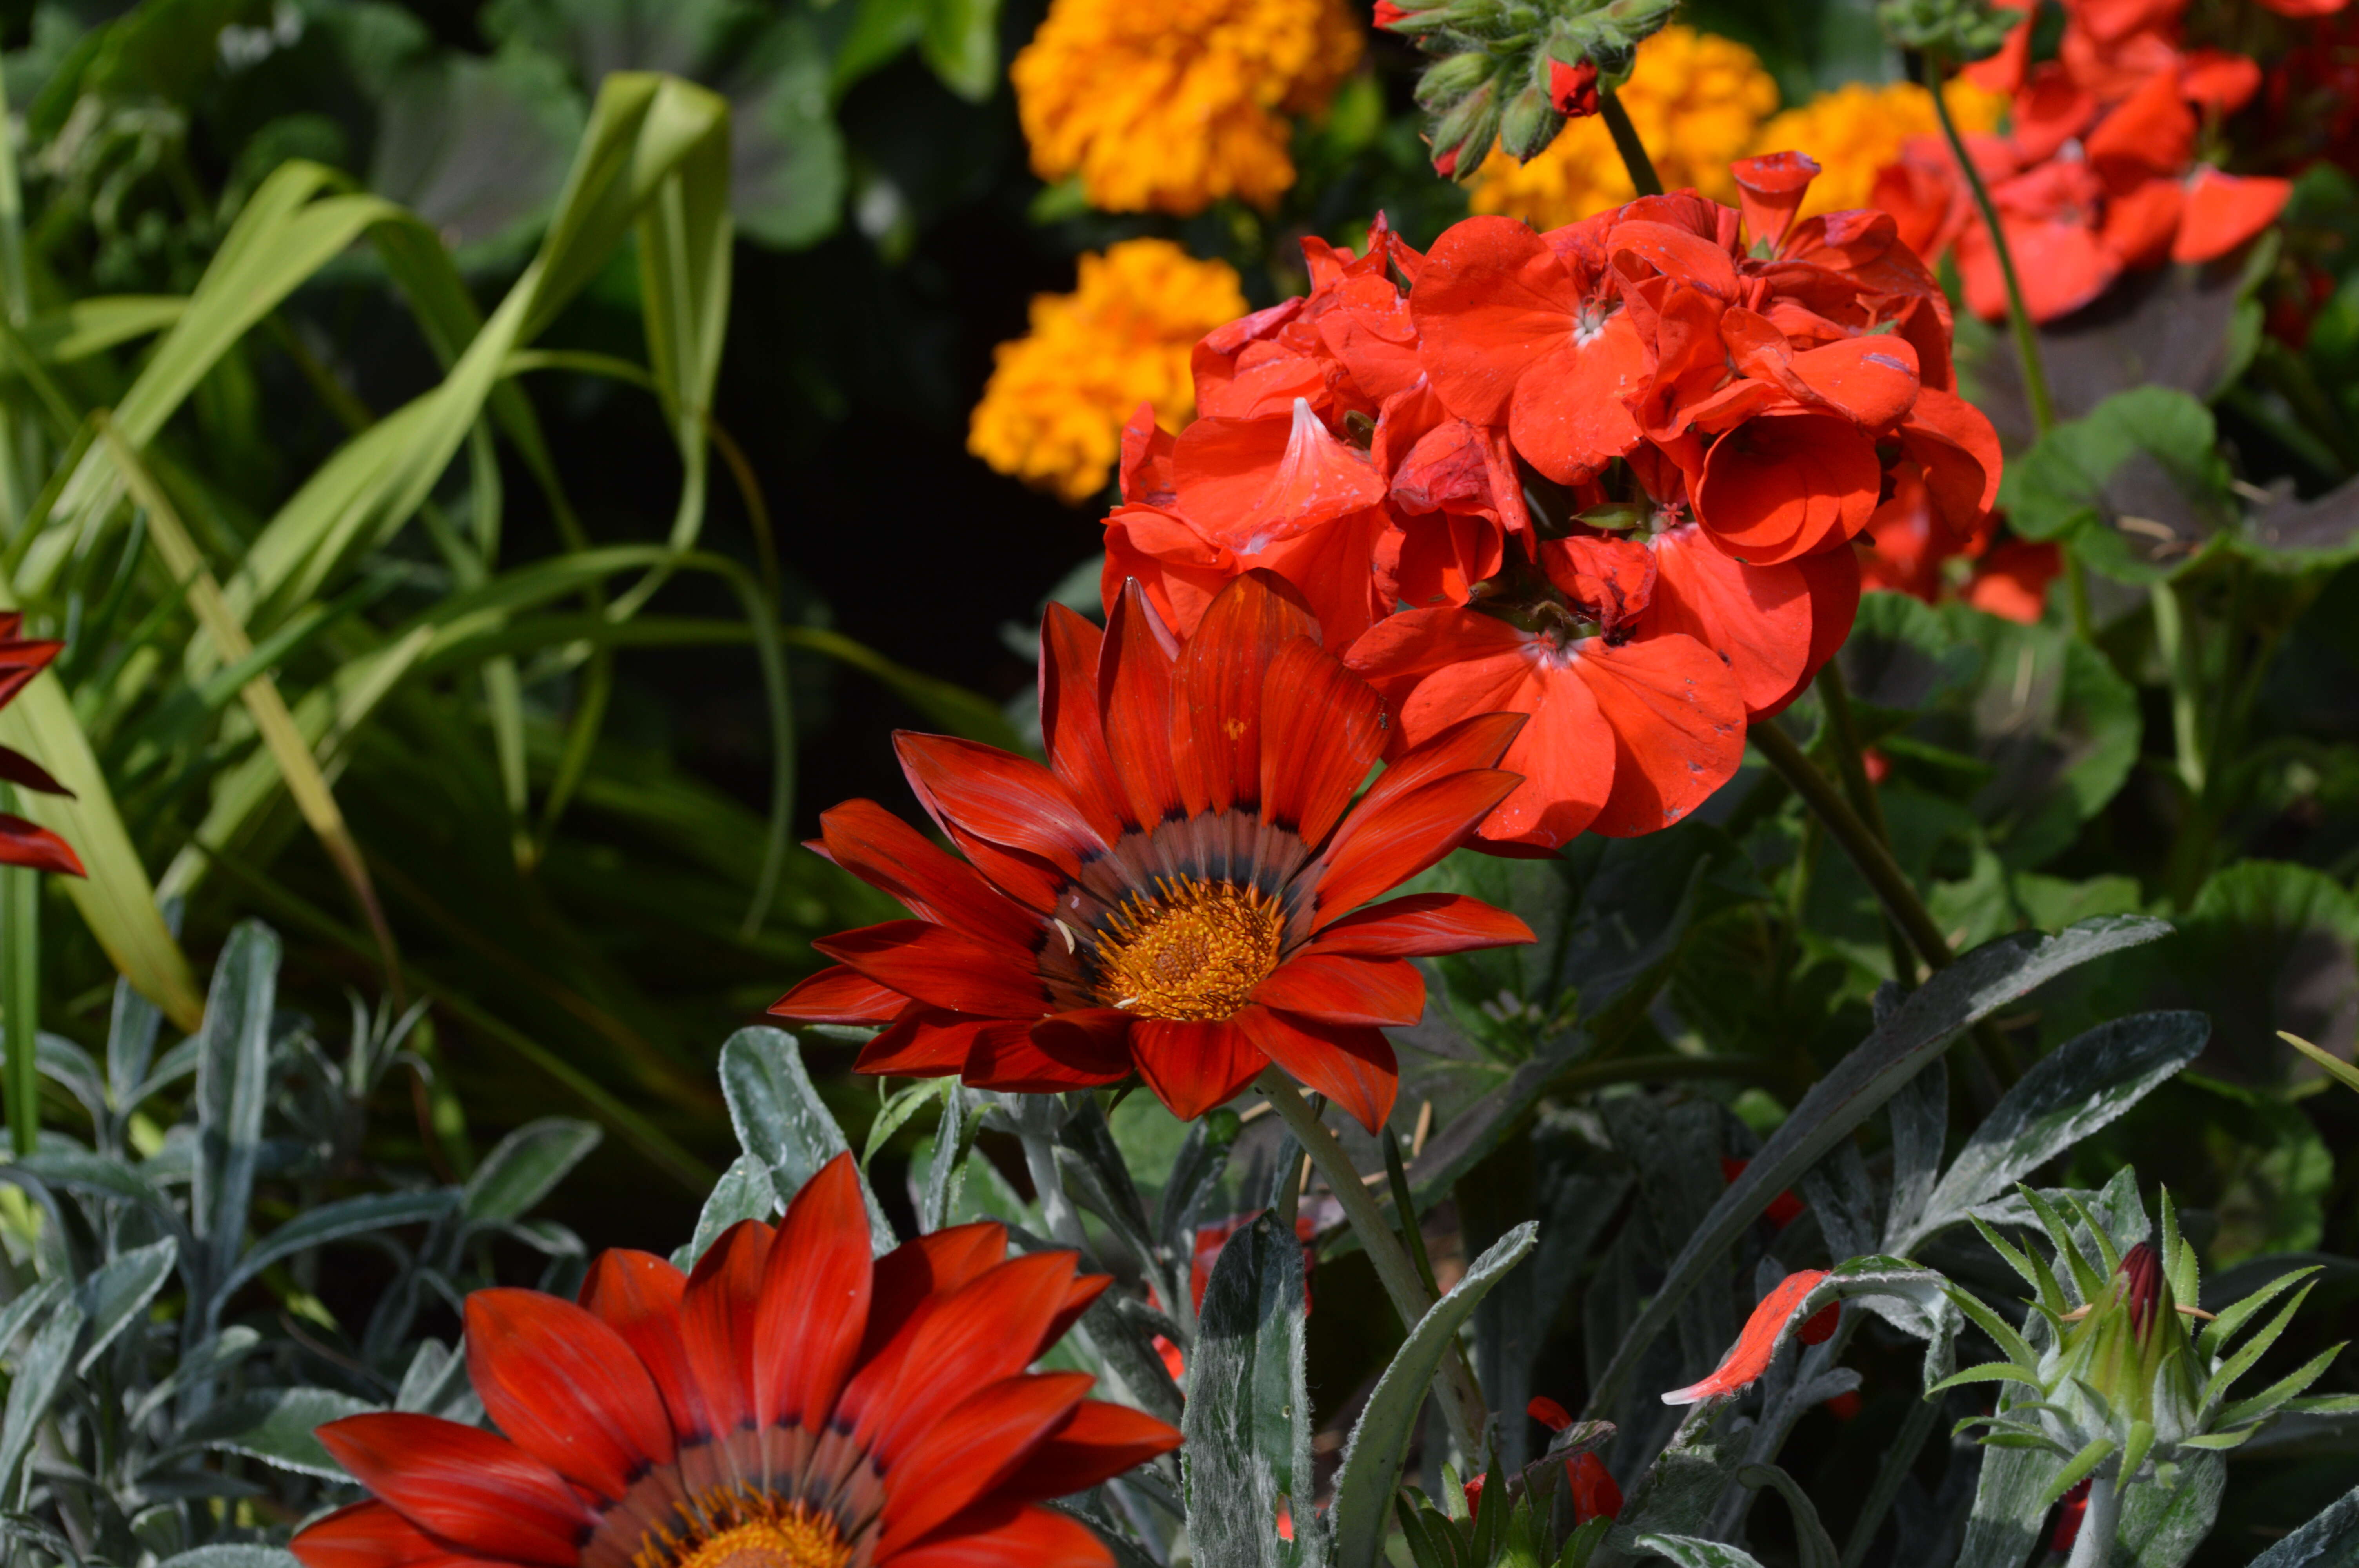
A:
1661,1269,1832,1405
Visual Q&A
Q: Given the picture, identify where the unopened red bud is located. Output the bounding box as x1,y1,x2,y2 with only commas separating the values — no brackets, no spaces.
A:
1528,1395,1572,1431
2119,1241,2161,1334
1433,147,1459,177
1799,1300,1841,1344
1568,1451,1622,1523
1549,57,1601,116
1374,0,1407,23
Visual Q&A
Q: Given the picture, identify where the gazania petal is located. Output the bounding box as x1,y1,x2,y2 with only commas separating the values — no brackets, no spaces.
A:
1171,572,1317,817
753,1153,873,1433
965,1019,1131,1091
855,1010,982,1077
293,1502,494,1568
1039,603,1129,842
1314,768,1521,921
879,1372,1096,1550
1662,1269,1832,1405
768,964,907,1025
0,813,84,877
680,1218,772,1440
897,734,1108,874
1099,580,1187,829
814,921,1048,1018
818,800,1040,953
1254,952,1425,1025
1236,1007,1399,1133
1259,636,1386,846
888,1501,1113,1568
464,1290,673,1501
577,1250,707,1445
1307,892,1536,957
314,1415,593,1567
858,1252,1084,1465
1131,1018,1267,1120
998,1400,1185,1503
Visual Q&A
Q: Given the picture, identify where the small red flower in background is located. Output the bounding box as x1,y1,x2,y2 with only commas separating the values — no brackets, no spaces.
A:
1661,1269,1836,1406
1528,1396,1624,1523
770,572,1535,1132
293,1156,1177,1568
1719,1156,1808,1228
1550,58,1603,117
0,615,84,878
1873,0,2291,324
2052,1478,2094,1552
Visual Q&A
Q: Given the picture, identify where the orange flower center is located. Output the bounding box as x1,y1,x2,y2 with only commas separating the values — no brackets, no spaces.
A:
638,1494,850,1568
1095,875,1282,1022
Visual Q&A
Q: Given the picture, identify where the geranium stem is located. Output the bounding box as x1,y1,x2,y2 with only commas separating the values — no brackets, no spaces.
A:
1750,720,1953,973
1925,53,2054,438
1257,1070,1490,1461
1599,89,1665,197
1815,664,1919,985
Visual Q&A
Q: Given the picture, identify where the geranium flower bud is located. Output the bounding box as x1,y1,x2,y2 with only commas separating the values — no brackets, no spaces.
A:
1547,56,1601,115
1500,82,1567,161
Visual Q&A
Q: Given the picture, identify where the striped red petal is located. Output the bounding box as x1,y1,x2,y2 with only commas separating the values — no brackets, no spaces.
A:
859,1224,1010,1366
878,1372,1095,1551
1039,604,1128,842
1236,1007,1398,1133
1661,1268,1832,1406
753,1154,872,1433
1258,637,1386,848
0,744,70,798
769,964,908,1024
856,1011,987,1077
815,921,1049,1018
886,1501,1112,1568
1254,953,1425,1026
1170,573,1316,818
1131,1018,1267,1120
854,1252,1086,1466
1312,768,1521,922
1307,893,1535,957
818,800,1040,953
0,813,83,877
293,1501,500,1568
1098,581,1186,831
896,733,1107,877
681,1218,773,1439
963,1019,1131,1092
463,1289,673,1501
577,1249,707,1444
1029,1009,1140,1080
314,1415,594,1567
997,1401,1183,1504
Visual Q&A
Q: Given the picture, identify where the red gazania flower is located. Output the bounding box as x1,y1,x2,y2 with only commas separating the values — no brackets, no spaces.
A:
294,1156,1177,1568
1662,1269,1839,1406
0,615,84,878
769,572,1534,1131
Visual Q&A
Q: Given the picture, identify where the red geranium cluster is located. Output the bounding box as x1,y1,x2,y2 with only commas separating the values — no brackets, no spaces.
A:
1104,155,2000,853
1877,0,2296,323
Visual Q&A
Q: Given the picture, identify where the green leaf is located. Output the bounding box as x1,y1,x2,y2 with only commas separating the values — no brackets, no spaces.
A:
73,1238,177,1374
0,1299,84,1505
1903,1012,2208,1253
920,0,1000,100
194,922,280,1306
717,1026,896,1254
215,1191,459,1313
2243,1481,2359,1567
1956,1442,2063,1568
2041,1438,2117,1509
1628,1535,1768,1568
461,1117,602,1225
1183,1213,1317,1568
1585,917,2168,1416
2280,1030,2359,1096
179,1386,375,1479
1736,1466,1837,1568
154,1549,306,1568
2201,1266,2323,1359
1998,386,2231,582
1329,1222,1538,1568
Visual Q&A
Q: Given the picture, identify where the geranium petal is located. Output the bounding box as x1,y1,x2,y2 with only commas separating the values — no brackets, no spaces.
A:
1645,526,1810,717
1572,635,1747,838
1507,317,1648,483
1410,215,1583,425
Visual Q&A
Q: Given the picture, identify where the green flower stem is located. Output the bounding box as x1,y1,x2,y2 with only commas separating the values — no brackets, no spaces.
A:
1257,1069,1490,1461
1599,89,1665,197
1816,664,1920,985
2151,580,2205,796
0,810,36,1157
1925,50,2097,641
1750,720,1954,973
2065,1476,2120,1568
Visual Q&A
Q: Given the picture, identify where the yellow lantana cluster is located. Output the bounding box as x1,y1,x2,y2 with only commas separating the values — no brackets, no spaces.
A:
1012,0,1363,215
968,240,1248,505
1752,79,2008,218
1468,27,1777,227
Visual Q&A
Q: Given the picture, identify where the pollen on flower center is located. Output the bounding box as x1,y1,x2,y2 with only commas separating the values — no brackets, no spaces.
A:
1095,875,1283,1022
639,1492,851,1568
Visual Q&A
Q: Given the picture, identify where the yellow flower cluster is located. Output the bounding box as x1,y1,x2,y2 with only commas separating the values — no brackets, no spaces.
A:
1753,79,2008,218
1468,27,1777,227
968,240,1248,505
1012,0,1363,215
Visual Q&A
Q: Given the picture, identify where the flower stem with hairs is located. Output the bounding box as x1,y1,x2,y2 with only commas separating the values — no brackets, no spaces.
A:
1599,88,1665,196
1258,1069,1491,1460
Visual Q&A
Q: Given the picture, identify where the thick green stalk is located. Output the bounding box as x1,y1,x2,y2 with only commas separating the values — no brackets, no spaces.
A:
1816,664,1920,985
1751,720,1954,973
1599,89,1665,197
1258,1071,1490,1460
0,787,36,1156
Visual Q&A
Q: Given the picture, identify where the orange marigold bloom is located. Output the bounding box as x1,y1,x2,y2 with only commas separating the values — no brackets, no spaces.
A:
1012,0,1363,215
769,572,1535,1132
1467,27,1776,227
969,241,1248,505
294,1156,1178,1568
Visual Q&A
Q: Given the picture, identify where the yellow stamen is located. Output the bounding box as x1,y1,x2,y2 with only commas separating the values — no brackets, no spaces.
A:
636,1492,850,1568
1094,875,1283,1022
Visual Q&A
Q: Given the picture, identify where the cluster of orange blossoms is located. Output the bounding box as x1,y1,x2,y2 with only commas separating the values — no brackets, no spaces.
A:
1105,157,1999,853
1875,0,2301,322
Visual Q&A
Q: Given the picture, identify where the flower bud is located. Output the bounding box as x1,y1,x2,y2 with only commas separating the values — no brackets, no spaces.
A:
1429,79,1502,182
1416,49,1497,113
1547,56,1601,116
1499,82,1567,161
1876,0,2017,60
